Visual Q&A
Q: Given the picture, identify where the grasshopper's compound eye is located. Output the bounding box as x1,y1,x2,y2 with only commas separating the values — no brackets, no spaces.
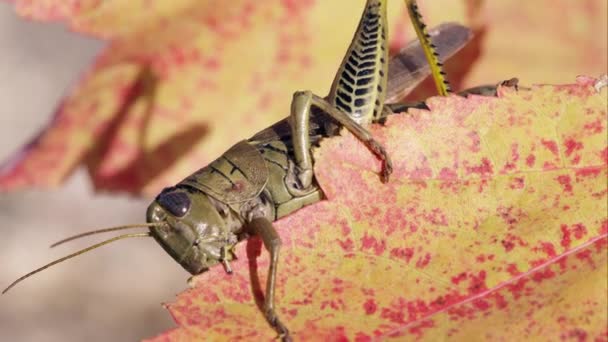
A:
157,190,191,218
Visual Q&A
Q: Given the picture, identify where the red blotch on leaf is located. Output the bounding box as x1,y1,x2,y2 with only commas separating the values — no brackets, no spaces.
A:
363,299,377,315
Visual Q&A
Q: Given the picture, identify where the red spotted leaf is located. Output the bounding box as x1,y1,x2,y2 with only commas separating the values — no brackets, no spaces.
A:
147,77,607,340
2,0,605,195
0,1,420,194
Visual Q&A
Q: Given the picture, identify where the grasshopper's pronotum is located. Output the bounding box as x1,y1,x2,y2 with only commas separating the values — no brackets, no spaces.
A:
4,1,473,339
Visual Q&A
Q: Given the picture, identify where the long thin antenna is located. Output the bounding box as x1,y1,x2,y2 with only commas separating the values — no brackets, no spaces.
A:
3,232,151,294
50,223,162,248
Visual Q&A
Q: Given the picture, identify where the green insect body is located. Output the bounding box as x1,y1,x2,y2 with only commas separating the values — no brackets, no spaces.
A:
147,2,448,338
4,1,474,340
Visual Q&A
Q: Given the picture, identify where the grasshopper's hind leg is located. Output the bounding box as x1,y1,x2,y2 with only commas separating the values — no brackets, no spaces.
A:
405,0,452,96
287,0,393,192
288,90,392,193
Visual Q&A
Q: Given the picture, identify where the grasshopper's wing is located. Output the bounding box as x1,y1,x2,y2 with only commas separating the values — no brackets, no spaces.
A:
386,23,472,103
249,116,324,146
181,141,268,204
249,118,301,145
251,24,472,144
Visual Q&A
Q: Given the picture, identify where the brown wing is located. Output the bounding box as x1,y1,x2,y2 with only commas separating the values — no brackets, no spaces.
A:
386,23,472,102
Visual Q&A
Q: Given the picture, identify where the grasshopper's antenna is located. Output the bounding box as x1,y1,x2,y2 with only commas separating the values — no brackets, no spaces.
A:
50,223,163,248
405,0,452,96
2,232,151,294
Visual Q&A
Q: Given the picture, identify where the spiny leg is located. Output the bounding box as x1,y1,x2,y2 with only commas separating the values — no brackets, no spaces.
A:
405,0,452,96
289,90,393,188
385,23,472,103
248,217,290,342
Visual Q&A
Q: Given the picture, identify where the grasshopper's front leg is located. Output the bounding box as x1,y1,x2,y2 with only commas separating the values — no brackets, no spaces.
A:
289,90,393,192
248,217,291,342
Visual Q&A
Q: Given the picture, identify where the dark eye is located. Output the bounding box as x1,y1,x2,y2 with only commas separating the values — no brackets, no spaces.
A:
157,191,191,217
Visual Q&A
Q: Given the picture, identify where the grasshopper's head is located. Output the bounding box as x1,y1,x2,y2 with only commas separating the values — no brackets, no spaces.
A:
1,186,238,295
146,186,237,275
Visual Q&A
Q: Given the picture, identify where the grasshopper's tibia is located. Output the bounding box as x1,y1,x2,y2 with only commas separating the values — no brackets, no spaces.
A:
405,0,452,96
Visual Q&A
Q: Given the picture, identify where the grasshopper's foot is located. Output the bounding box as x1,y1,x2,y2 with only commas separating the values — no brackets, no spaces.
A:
594,74,607,93
499,77,519,89
367,139,392,183
297,168,314,191
286,163,316,197
265,307,291,342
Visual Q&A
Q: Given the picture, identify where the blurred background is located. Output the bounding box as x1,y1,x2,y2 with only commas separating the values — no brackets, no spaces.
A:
0,4,187,341
0,1,606,341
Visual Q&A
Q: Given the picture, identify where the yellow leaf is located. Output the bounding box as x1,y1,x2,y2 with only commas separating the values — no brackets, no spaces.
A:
3,1,605,194
148,77,607,340
1,1,411,194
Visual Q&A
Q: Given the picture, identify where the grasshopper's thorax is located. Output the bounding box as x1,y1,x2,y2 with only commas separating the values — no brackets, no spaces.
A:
147,186,243,275
252,139,324,220
327,0,388,125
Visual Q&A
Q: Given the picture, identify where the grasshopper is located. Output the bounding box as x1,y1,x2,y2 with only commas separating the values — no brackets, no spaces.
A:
3,1,469,339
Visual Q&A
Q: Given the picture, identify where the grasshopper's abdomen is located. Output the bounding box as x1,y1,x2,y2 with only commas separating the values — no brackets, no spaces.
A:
327,0,388,125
